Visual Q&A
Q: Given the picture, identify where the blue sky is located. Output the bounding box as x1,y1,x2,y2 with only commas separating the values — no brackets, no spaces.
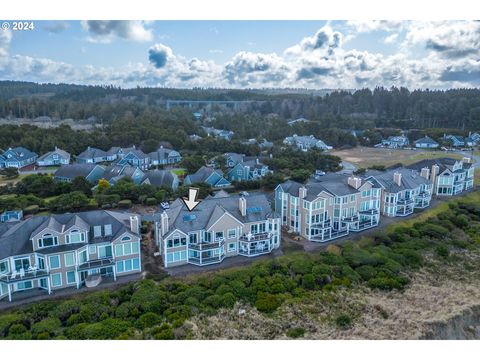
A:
0,20,478,89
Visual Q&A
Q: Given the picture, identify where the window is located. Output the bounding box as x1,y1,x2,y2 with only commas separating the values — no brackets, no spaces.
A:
66,271,76,284
251,224,258,234
115,242,139,256
227,229,236,238
132,257,140,270
228,243,237,252
66,230,84,244
189,233,197,244
116,261,124,273
78,250,87,265
215,231,224,240
104,224,112,236
115,244,124,256
64,253,75,267
98,245,112,258
49,255,60,269
17,281,33,290
121,236,131,242
0,260,8,274
38,233,58,248
89,245,96,254
93,226,102,237
51,273,62,287
350,195,355,202
116,257,142,272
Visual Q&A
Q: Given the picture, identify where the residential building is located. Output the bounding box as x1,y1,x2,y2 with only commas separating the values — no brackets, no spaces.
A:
443,134,465,147
287,117,311,126
275,174,381,242
184,166,231,188
414,136,439,149
283,134,332,151
102,164,145,185
154,192,280,268
363,168,433,217
0,210,23,223
223,152,245,168
0,147,38,169
189,134,202,141
54,164,105,184
149,146,182,166
406,157,475,196
141,170,179,190
226,158,271,182
201,126,234,141
115,147,150,170
76,147,108,164
381,135,410,148
0,211,141,302
37,147,71,167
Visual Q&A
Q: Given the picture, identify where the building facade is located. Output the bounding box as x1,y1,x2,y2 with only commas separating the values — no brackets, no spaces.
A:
0,211,141,302
0,147,38,169
154,193,281,268
275,174,381,242
37,147,71,167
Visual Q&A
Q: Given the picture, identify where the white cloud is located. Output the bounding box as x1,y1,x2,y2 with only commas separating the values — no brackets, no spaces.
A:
1,21,480,90
81,20,153,43
347,20,404,33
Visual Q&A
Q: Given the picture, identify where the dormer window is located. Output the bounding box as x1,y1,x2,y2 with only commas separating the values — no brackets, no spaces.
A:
66,229,85,244
93,226,102,238
38,233,58,248
104,224,112,236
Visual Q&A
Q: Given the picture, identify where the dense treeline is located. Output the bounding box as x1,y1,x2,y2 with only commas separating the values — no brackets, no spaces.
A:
0,192,478,339
1,81,480,130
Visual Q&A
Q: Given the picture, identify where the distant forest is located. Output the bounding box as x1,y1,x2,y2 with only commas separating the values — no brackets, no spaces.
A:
0,81,480,130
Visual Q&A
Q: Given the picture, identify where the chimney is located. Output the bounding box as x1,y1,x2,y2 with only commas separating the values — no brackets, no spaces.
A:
431,164,439,186
462,157,471,164
299,186,307,199
347,176,362,189
393,172,402,186
130,215,140,234
160,211,169,236
256,158,260,165
239,196,247,217
420,167,430,179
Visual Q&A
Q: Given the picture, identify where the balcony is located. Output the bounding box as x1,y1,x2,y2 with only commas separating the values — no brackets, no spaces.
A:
417,191,430,198
397,198,414,205
359,208,379,216
310,219,331,229
77,257,114,271
189,238,225,251
238,241,272,257
189,253,225,266
239,232,272,242
0,268,49,284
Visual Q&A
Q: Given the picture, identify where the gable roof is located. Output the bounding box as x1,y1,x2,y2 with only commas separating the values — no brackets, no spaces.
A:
364,167,431,192
415,136,439,145
77,147,107,159
148,147,180,162
0,210,138,259
141,170,177,188
37,147,71,162
1,147,38,161
162,193,276,237
54,164,104,180
187,166,224,184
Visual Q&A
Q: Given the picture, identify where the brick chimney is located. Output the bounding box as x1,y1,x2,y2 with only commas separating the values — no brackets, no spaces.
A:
393,172,402,186
420,167,430,179
347,176,362,189
239,196,247,216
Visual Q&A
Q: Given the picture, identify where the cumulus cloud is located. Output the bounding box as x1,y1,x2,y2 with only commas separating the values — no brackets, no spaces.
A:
148,44,174,68
81,20,153,43
404,21,480,59
223,51,290,86
1,21,480,89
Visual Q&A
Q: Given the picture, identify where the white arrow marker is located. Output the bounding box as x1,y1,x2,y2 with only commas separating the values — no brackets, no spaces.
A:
182,187,201,211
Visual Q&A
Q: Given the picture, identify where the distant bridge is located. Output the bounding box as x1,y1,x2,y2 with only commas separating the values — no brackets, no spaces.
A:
165,99,264,110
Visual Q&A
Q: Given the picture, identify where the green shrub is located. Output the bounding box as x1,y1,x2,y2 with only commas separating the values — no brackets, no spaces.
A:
355,265,377,281
31,318,62,338
367,275,408,290
118,199,132,208
436,245,449,258
286,327,305,338
255,293,282,313
335,314,352,330
301,274,316,290
145,197,157,206
136,312,162,329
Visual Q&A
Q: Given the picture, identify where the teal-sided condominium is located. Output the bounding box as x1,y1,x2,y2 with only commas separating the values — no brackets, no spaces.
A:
0,211,141,302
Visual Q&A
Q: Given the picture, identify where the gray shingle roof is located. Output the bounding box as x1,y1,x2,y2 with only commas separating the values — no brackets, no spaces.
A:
364,167,431,192
141,170,177,188
163,193,276,237
37,147,70,162
77,147,107,159
1,147,38,161
54,164,103,180
0,210,138,259
187,166,223,183
415,136,439,145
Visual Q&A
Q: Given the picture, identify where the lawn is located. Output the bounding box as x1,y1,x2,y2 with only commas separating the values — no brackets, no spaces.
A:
0,173,29,186
170,168,186,177
331,146,464,168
